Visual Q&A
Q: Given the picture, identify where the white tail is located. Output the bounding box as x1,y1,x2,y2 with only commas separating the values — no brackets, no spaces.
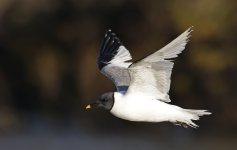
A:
175,109,211,128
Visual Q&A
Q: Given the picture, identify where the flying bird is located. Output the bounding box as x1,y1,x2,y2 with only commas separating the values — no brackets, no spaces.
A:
86,27,211,128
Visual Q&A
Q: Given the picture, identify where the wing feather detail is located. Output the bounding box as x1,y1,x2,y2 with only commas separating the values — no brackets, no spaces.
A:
126,27,192,102
97,30,132,92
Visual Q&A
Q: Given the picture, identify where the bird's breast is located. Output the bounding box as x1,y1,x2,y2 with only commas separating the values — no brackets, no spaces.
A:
110,93,173,122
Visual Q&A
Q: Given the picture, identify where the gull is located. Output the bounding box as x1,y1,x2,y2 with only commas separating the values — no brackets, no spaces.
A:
86,27,211,128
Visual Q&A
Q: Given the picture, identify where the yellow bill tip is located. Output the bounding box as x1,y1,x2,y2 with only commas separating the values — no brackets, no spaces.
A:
85,104,91,110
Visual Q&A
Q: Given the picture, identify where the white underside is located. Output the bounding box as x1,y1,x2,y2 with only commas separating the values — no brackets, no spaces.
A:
111,92,180,122
110,92,211,127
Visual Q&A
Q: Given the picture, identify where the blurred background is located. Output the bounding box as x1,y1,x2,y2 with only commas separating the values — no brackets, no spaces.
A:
0,0,236,149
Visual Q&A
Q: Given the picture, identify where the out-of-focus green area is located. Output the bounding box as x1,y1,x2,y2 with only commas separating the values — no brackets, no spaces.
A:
0,0,237,149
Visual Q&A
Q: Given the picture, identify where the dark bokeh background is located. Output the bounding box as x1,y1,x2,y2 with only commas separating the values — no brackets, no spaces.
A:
0,0,236,149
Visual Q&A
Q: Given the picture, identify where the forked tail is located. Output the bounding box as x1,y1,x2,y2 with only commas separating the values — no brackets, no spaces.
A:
175,109,211,128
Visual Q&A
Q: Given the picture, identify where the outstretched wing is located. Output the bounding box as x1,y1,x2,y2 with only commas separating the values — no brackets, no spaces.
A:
126,27,193,102
97,30,132,92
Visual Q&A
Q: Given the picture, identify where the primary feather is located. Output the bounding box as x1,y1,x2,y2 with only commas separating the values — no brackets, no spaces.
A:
144,27,193,62
97,30,132,92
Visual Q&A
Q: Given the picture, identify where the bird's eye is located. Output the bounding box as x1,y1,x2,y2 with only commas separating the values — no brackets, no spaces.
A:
102,99,107,102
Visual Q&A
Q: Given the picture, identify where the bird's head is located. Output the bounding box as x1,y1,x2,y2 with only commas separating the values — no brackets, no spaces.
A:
86,92,114,110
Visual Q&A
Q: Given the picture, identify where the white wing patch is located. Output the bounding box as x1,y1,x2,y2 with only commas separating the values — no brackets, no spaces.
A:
109,46,132,68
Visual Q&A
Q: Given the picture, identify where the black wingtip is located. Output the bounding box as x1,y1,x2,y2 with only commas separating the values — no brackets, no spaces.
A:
105,29,112,37
97,29,123,70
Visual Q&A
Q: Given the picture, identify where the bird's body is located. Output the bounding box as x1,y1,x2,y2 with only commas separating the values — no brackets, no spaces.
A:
86,27,211,128
111,92,208,128
111,92,178,122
